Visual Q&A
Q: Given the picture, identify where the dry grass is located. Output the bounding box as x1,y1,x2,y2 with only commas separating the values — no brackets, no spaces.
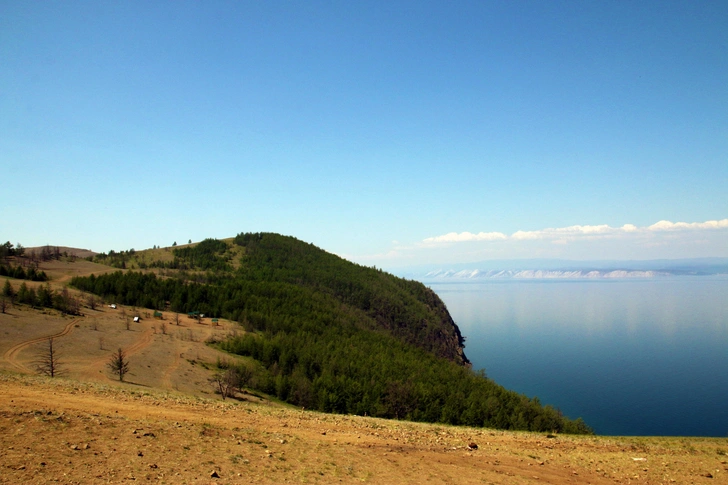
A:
2,373,726,484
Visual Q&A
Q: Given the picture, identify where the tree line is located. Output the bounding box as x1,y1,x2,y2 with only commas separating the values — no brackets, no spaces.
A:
1,242,49,281
3,279,80,315
90,238,232,272
0,263,48,281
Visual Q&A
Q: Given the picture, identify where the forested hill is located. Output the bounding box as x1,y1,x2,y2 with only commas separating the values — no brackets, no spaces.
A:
232,233,469,366
71,233,592,433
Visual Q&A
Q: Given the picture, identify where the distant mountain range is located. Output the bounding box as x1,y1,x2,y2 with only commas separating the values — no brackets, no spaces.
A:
392,258,728,280
422,269,669,279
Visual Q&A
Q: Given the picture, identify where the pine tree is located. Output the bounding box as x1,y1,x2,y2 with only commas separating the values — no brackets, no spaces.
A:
2,279,13,299
108,348,130,382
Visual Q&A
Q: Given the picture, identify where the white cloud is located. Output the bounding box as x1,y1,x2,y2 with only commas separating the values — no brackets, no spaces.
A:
422,231,508,245
424,218,728,245
511,224,615,241
648,219,728,231
352,218,728,268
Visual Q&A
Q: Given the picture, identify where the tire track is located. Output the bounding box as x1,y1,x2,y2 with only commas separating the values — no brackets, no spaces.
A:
81,327,155,381
160,343,185,390
3,318,82,372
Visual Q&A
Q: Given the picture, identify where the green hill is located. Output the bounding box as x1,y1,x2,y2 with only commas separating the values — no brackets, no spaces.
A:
71,232,592,434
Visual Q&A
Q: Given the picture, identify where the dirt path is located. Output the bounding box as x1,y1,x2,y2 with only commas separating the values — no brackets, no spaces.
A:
160,340,187,390
78,326,156,383
119,327,155,356
2,318,82,373
1,374,725,485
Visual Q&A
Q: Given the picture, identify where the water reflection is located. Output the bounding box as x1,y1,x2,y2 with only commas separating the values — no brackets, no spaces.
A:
431,277,728,338
427,276,728,436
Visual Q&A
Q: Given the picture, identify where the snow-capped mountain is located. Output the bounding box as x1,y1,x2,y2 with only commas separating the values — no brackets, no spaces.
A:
389,258,728,281
423,269,666,279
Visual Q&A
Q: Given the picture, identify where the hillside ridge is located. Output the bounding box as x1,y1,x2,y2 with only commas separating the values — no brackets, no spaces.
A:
8,233,592,433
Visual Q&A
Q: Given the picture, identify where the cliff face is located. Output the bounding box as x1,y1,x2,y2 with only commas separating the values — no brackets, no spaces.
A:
432,290,471,367
414,285,470,367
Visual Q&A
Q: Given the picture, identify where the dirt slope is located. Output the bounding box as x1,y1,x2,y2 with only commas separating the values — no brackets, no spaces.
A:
2,374,726,484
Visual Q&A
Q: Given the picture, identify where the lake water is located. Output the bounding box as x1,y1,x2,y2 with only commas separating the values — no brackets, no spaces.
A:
426,277,728,437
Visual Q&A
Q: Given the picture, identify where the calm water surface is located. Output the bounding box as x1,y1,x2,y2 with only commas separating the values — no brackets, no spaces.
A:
427,276,728,437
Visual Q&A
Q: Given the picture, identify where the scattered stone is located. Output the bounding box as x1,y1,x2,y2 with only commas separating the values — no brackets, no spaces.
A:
149,464,158,469
467,442,478,450
704,472,713,478
210,470,220,478
137,451,144,457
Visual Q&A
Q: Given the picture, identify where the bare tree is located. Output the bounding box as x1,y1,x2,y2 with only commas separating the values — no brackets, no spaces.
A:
174,312,181,326
160,321,167,335
36,338,63,378
87,294,97,311
209,369,237,400
108,348,130,382
99,336,105,350
0,296,7,314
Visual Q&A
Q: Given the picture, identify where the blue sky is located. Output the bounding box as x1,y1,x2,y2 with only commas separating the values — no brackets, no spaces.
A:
2,1,726,268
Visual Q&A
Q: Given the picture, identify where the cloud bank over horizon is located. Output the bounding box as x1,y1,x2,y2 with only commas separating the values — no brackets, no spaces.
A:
422,218,728,246
353,218,728,268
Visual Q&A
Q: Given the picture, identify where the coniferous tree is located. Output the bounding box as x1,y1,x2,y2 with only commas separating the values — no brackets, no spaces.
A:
17,282,29,304
2,279,13,299
108,348,130,382
37,283,53,308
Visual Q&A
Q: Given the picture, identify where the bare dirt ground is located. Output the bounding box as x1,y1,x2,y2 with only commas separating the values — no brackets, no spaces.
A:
1,261,727,483
0,303,243,398
2,373,726,485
